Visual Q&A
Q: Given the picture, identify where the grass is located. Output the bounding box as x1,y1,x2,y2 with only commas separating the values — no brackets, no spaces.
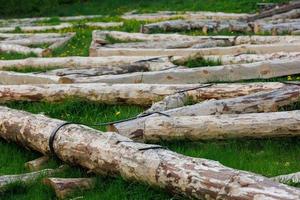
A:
1,0,300,199
0,0,290,18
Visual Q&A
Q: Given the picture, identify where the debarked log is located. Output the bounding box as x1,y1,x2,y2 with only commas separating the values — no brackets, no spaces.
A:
110,84,300,139
90,42,300,57
0,106,299,199
0,43,46,57
25,156,50,171
0,166,66,192
0,56,175,71
191,52,300,65
69,58,300,84
173,52,300,65
0,82,284,106
132,110,300,142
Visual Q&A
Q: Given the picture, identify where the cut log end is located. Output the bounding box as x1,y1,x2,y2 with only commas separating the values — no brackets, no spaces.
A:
24,156,49,171
43,178,96,199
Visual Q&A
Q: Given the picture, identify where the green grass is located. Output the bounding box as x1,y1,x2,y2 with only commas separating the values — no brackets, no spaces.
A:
0,0,290,18
1,0,299,199
175,56,222,68
0,52,37,60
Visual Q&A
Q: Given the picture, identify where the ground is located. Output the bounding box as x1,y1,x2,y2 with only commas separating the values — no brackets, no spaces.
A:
1,0,300,199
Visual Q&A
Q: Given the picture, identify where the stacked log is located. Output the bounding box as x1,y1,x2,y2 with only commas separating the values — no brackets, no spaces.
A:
0,82,284,105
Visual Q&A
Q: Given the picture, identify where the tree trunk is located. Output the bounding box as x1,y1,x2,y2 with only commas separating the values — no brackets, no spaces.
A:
0,15,103,27
69,58,300,84
0,106,299,199
173,52,300,65
0,71,66,84
144,82,284,113
0,56,168,70
90,42,300,57
247,2,300,21
132,110,300,142
85,22,123,28
43,178,96,199
0,166,66,192
141,20,251,34
0,22,123,33
0,82,283,105
110,84,300,139
0,43,46,57
122,11,248,21
271,172,300,184
24,156,50,171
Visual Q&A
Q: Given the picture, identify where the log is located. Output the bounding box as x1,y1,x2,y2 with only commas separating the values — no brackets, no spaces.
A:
122,11,248,21
141,19,251,34
0,22,122,33
0,23,73,33
24,156,49,171
47,33,75,50
173,52,300,65
110,84,300,139
0,106,299,199
43,178,96,199
0,15,103,26
247,1,300,21
0,166,66,192
92,30,236,44
90,41,300,57
253,21,300,34
0,56,166,70
0,71,67,85
133,110,300,142
68,57,300,84
260,9,300,21
271,172,300,184
93,31,300,46
143,82,284,113
85,22,123,28
0,43,46,57
0,82,283,105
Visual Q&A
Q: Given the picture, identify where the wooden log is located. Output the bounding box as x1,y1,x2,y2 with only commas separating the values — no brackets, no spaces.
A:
0,15,103,26
0,166,66,192
271,172,300,184
44,64,151,77
110,84,300,139
253,21,300,34
134,110,300,142
0,23,73,33
43,178,96,199
85,22,123,28
0,82,283,105
0,106,299,199
90,41,300,57
68,58,300,84
47,33,75,50
143,82,284,113
122,11,248,21
247,1,300,21
141,19,251,34
92,30,236,44
0,56,165,70
173,52,300,65
0,71,67,85
0,22,122,33
0,43,45,57
24,156,49,172
262,9,300,21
